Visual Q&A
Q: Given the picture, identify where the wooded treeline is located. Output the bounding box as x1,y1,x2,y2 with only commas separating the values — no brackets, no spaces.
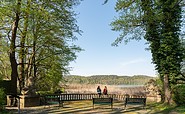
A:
64,75,156,85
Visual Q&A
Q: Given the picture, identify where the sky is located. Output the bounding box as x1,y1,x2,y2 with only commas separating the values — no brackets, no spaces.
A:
69,0,157,77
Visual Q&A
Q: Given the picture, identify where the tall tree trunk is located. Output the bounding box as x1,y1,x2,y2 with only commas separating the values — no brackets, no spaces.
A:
9,0,21,97
163,74,172,104
19,16,27,94
19,0,30,93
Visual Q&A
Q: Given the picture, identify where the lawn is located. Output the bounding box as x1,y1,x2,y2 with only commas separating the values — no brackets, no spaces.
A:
147,102,185,114
2,100,185,114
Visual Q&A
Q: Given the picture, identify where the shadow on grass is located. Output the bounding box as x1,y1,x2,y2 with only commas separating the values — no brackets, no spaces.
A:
145,102,185,114
5,101,185,114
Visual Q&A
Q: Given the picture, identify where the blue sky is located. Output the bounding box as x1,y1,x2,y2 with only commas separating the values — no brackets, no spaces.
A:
69,0,157,77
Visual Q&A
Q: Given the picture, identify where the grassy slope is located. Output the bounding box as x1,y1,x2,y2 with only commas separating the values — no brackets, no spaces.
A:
147,102,185,114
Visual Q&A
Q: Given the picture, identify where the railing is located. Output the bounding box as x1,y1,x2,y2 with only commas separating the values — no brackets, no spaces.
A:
42,93,146,107
59,93,97,101
43,93,129,102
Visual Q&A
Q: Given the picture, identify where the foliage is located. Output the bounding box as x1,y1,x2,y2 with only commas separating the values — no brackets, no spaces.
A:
37,88,64,95
64,75,156,85
0,80,11,94
144,79,162,96
36,91,54,96
0,39,11,80
0,88,5,109
112,0,185,82
180,39,185,81
172,84,185,106
111,0,185,104
0,0,82,93
158,0,184,82
156,78,163,89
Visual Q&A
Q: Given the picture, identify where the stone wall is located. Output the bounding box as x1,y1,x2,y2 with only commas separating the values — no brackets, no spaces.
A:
19,95,40,108
147,95,161,102
7,95,40,108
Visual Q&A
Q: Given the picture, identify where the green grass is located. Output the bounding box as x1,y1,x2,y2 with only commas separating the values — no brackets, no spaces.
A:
173,106,185,114
0,110,12,114
147,102,185,114
2,101,185,114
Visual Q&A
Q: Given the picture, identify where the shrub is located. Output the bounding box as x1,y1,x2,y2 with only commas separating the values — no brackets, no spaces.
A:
173,84,185,106
0,88,6,110
36,91,54,95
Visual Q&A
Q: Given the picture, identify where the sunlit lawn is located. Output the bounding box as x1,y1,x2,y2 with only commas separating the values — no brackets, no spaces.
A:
2,100,185,114
146,102,185,114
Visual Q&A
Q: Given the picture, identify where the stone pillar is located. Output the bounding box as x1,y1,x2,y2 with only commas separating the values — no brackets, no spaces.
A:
156,94,161,102
19,95,40,108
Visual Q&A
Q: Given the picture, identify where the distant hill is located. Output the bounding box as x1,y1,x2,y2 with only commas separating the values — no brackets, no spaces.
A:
64,75,156,85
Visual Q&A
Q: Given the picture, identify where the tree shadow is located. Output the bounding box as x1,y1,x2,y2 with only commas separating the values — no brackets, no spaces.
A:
149,106,177,114
5,100,169,114
144,102,181,114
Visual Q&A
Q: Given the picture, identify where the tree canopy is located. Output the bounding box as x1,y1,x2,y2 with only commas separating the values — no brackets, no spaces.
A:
111,0,185,104
0,0,82,94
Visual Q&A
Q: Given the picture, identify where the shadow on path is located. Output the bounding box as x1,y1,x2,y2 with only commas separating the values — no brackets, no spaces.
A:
5,100,154,114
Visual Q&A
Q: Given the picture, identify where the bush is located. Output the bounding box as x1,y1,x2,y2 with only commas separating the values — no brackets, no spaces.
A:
0,88,6,110
173,84,185,106
36,91,54,95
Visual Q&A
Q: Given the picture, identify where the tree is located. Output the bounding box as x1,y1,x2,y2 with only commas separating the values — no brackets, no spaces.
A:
111,0,185,104
0,0,82,96
9,0,21,96
28,0,82,92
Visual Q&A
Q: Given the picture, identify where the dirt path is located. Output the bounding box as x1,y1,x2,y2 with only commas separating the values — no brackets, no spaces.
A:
5,100,155,114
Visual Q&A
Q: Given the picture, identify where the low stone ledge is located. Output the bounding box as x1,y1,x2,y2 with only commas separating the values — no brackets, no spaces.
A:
19,95,40,108
7,95,40,108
